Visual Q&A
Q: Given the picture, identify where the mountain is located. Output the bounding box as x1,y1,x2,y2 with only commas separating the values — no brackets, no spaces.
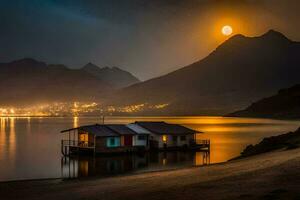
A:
227,85,300,119
0,58,112,105
106,30,300,115
82,63,140,88
235,127,300,159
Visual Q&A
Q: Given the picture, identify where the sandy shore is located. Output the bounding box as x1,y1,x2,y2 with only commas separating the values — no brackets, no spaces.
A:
1,149,300,200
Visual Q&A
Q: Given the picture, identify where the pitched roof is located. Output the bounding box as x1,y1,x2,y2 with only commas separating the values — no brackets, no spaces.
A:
126,124,151,135
61,124,118,137
61,124,138,136
106,124,137,135
61,122,201,136
134,121,201,135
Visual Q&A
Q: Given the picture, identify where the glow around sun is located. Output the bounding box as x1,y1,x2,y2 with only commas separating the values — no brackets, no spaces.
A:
222,25,233,36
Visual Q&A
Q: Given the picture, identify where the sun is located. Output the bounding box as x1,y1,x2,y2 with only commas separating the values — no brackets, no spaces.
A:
222,25,233,36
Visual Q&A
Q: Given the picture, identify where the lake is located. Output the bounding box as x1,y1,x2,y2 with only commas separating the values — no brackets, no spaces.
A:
0,116,299,182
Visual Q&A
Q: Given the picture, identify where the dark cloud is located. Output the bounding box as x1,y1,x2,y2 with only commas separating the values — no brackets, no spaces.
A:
0,0,299,80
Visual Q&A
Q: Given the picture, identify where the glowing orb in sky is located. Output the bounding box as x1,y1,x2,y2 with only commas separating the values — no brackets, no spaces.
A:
222,25,233,36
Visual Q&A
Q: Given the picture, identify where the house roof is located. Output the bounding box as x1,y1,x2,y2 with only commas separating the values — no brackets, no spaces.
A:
126,124,151,135
61,124,138,137
61,122,201,136
61,124,119,137
134,121,201,135
106,124,137,135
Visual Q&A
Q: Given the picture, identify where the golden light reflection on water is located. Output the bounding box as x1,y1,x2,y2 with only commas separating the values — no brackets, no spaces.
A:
79,160,89,176
1,116,300,181
26,117,31,133
194,152,201,166
0,117,16,161
0,118,6,160
182,117,300,163
73,116,79,128
9,117,16,158
0,117,5,132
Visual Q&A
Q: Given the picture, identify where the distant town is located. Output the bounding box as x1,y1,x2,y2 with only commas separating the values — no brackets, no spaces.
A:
0,102,169,117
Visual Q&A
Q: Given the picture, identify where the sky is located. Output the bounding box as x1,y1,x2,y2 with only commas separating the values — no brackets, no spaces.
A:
0,0,300,80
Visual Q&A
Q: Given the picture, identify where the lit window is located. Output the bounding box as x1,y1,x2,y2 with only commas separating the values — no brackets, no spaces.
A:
80,133,88,144
162,135,167,143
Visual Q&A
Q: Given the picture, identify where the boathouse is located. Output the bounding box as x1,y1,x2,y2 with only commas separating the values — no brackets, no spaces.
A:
105,124,138,147
132,121,202,149
61,122,208,155
126,123,151,147
61,124,144,155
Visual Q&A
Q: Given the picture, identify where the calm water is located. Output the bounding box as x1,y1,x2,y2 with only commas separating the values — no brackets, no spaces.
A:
0,116,299,181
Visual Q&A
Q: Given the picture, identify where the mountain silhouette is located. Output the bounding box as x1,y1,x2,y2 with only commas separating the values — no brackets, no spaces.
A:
227,84,300,119
106,30,300,115
82,63,140,88
0,58,138,105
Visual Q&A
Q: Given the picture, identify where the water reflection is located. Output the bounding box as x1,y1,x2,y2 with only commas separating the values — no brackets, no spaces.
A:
0,118,6,160
9,117,16,159
73,116,78,128
1,116,300,181
62,151,210,179
0,117,16,161
26,117,31,131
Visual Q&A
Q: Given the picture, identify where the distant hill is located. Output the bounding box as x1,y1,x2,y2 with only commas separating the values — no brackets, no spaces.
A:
106,30,300,115
227,85,300,119
0,58,138,106
235,127,300,159
82,63,140,88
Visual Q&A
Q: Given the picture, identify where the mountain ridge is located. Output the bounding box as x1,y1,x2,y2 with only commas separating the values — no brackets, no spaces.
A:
1,29,299,115
0,58,139,106
226,84,300,119
81,62,140,88
105,30,300,115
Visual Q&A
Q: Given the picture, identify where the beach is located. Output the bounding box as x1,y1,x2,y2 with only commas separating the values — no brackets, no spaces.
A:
1,148,300,200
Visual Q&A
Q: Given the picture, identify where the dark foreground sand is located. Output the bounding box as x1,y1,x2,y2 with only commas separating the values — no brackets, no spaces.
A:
1,149,300,200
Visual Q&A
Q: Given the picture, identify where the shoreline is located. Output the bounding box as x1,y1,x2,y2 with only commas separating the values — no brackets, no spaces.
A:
1,148,300,200
1,115,299,120
0,160,227,184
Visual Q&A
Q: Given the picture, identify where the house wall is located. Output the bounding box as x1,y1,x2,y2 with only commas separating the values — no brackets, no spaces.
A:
95,137,135,153
177,134,194,146
89,134,94,145
148,133,161,148
95,137,106,152
120,135,134,146
149,133,194,149
133,134,148,146
124,135,133,146
94,133,195,152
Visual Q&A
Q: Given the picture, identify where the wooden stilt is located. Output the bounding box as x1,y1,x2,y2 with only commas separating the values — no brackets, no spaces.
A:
93,135,96,156
73,130,75,146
